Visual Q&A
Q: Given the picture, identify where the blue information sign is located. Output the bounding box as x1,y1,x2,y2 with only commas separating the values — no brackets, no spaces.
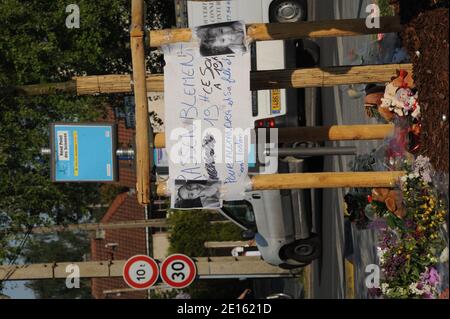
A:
50,123,117,182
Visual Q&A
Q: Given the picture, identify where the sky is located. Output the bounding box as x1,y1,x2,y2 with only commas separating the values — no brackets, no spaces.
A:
3,281,35,299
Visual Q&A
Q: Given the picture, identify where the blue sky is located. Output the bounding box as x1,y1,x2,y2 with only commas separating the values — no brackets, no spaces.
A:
3,281,35,299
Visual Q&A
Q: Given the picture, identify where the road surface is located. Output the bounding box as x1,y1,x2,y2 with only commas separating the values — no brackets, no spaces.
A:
308,0,390,299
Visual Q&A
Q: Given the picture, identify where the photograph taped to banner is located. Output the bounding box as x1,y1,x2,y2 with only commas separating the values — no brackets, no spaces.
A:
173,179,222,209
194,21,247,57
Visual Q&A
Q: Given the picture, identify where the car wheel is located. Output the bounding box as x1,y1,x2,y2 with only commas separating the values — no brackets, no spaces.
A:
283,233,321,263
269,0,307,23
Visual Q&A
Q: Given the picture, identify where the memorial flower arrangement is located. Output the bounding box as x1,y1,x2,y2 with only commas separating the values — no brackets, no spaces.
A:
364,69,422,154
366,155,448,298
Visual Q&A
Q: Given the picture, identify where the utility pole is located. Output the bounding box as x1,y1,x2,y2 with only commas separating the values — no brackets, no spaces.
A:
204,241,256,249
29,219,168,234
9,64,412,96
0,256,294,281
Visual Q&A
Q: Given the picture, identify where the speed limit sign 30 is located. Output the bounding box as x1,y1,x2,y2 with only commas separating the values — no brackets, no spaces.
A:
160,254,196,288
123,255,159,290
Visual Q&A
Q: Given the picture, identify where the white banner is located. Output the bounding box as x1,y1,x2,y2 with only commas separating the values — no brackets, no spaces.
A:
162,21,252,209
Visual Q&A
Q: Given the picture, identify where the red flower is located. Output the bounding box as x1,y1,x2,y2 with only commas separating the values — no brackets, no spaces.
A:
367,195,373,203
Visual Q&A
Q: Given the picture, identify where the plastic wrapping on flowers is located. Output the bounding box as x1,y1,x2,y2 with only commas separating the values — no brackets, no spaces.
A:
348,127,448,299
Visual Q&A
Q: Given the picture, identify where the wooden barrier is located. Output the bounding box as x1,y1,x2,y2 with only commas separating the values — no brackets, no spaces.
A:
130,0,151,205
10,64,412,95
156,171,405,196
152,124,395,149
149,16,402,47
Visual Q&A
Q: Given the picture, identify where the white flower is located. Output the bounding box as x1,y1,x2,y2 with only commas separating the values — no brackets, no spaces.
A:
408,173,419,179
381,97,392,108
409,283,423,295
381,283,390,294
393,107,404,116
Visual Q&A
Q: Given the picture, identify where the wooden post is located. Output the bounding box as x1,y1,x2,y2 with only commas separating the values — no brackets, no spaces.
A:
149,16,402,47
156,171,405,196
152,124,395,149
0,257,292,281
4,81,77,96
277,124,395,143
130,0,151,205
204,241,256,249
10,64,412,95
28,219,230,234
30,219,168,234
250,64,411,90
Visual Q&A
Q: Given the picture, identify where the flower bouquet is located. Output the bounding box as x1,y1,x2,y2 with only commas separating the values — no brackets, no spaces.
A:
366,155,448,298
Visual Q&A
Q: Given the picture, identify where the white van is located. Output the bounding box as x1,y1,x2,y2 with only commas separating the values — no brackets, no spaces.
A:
181,0,315,128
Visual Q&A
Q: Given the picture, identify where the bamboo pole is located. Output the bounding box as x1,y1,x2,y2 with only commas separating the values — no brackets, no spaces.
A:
250,64,412,90
156,171,405,196
152,124,395,149
149,16,402,47
30,219,168,234
6,81,77,95
11,64,412,95
0,257,291,281
204,241,256,249
130,0,151,206
277,124,395,143
28,219,230,234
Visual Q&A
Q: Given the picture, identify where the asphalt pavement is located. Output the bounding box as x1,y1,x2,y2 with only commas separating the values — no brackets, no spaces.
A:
308,0,389,299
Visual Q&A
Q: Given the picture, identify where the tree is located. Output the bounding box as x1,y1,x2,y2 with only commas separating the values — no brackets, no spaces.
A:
167,210,242,256
0,0,175,294
166,210,247,299
22,232,92,299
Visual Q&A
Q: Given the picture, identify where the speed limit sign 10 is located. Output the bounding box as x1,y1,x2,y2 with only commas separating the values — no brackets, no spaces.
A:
123,255,159,290
160,254,197,289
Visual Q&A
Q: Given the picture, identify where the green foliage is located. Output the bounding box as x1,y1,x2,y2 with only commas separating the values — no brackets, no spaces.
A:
0,93,106,262
0,0,132,86
22,232,92,299
166,210,248,299
0,0,175,295
0,0,133,265
167,210,242,257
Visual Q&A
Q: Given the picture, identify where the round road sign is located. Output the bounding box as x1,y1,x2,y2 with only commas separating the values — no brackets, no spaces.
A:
123,255,159,290
160,254,196,288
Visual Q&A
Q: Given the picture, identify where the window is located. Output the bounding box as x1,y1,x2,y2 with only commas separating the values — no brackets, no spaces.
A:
221,200,256,230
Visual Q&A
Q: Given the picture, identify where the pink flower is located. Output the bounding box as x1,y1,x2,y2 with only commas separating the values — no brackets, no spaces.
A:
428,267,440,286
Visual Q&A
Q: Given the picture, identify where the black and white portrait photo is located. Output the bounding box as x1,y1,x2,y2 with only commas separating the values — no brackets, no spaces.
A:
173,180,222,209
195,21,247,57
